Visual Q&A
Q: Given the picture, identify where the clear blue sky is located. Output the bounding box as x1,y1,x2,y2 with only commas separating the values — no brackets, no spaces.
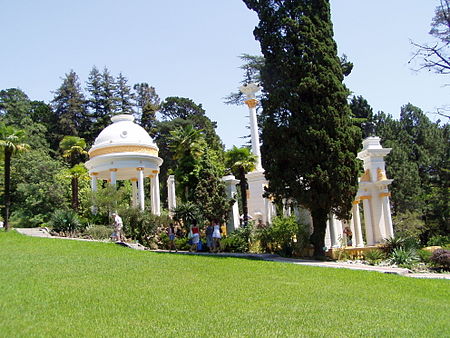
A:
0,0,446,149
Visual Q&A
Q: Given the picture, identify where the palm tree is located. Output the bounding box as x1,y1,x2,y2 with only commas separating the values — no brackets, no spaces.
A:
59,136,87,210
225,146,257,227
168,125,205,202
0,123,30,230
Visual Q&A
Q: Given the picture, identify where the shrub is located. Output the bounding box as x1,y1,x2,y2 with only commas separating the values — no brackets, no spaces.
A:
175,237,190,251
389,248,418,267
417,249,433,264
84,224,112,240
254,216,309,257
221,226,252,253
382,236,419,255
427,235,450,247
49,209,83,235
364,249,385,265
430,249,450,271
120,208,171,246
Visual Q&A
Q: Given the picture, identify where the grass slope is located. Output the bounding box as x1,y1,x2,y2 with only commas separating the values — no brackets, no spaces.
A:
0,231,449,337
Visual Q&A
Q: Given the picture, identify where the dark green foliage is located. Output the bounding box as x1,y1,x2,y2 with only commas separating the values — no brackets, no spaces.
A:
417,249,433,264
172,202,203,229
254,216,309,257
220,226,252,253
160,96,205,121
243,0,361,256
381,236,419,255
430,249,450,271
11,149,68,226
119,208,170,246
115,73,135,115
49,209,82,234
349,95,374,139
194,151,231,223
427,234,450,247
374,104,449,240
133,83,160,134
51,70,87,140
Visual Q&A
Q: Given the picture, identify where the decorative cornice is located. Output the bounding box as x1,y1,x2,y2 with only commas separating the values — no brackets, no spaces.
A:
89,145,158,159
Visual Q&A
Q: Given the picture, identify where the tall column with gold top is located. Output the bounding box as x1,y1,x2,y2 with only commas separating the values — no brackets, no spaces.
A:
239,83,263,171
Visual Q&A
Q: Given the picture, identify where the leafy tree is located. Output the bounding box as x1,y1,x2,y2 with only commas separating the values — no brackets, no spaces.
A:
374,104,449,239
0,123,30,230
243,0,361,256
225,146,257,226
0,88,31,126
115,73,135,115
411,0,450,75
160,97,206,120
133,83,160,133
12,149,68,227
59,136,88,210
51,70,87,140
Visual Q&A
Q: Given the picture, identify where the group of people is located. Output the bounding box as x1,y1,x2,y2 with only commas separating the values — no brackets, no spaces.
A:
109,212,224,253
166,219,223,253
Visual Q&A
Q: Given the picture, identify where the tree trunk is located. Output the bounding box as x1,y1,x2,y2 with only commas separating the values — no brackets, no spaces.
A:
310,208,329,257
239,167,249,227
3,149,11,231
71,177,79,210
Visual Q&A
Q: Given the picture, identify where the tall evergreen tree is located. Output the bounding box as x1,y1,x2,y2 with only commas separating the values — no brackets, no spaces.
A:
133,83,160,133
85,66,118,143
243,0,361,256
349,95,375,139
115,73,135,115
51,70,87,140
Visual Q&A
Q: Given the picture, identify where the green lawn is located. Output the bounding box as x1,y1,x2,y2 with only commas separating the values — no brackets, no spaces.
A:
0,231,448,337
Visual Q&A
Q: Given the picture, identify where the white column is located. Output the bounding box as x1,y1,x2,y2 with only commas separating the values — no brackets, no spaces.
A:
362,198,375,246
328,213,339,248
137,168,145,211
239,83,263,171
109,169,117,186
90,173,98,192
352,202,364,247
222,175,240,233
131,179,138,208
371,195,386,243
382,193,394,239
151,174,161,216
167,175,176,216
90,173,98,214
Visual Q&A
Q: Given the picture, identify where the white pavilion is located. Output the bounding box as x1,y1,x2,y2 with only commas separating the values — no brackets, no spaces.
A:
84,114,163,214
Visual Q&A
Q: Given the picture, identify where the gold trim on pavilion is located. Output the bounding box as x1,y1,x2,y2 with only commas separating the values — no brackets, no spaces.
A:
360,169,371,182
89,145,158,158
377,168,388,181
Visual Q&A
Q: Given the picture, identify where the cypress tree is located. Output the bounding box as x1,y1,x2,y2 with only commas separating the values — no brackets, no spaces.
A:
243,0,361,256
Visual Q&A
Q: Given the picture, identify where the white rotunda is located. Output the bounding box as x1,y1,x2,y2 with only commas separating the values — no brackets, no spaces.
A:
84,114,163,214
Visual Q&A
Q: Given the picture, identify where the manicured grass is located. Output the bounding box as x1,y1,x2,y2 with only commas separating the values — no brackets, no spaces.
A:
0,231,449,337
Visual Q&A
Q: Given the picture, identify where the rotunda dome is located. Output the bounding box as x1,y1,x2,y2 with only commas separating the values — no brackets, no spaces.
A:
88,114,158,158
